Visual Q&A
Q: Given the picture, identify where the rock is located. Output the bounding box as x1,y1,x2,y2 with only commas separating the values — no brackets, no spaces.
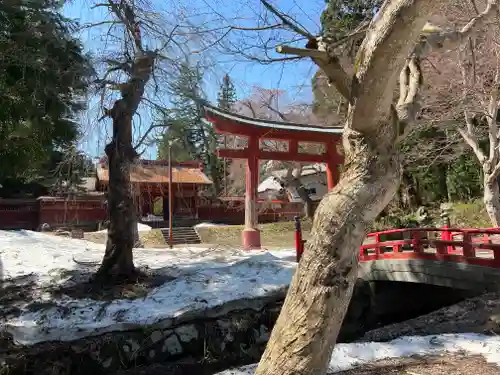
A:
150,330,163,344
174,325,198,343
162,334,182,355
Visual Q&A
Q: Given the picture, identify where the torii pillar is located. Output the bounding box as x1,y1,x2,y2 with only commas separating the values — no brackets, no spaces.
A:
243,136,261,249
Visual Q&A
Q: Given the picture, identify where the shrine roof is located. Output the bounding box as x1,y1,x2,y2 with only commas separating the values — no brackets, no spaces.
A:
203,104,343,135
96,160,212,185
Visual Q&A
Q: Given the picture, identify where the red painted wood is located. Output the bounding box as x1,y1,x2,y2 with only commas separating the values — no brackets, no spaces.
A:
217,148,332,163
297,226,500,269
206,114,342,143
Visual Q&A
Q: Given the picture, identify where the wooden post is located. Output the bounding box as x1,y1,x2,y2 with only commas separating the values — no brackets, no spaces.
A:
224,135,228,197
242,136,261,250
326,142,340,191
295,216,303,262
168,146,173,249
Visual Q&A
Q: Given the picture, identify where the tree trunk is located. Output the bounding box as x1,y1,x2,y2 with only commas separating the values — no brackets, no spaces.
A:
255,0,434,371
286,177,315,219
96,113,136,280
133,214,143,248
484,173,500,227
255,128,401,375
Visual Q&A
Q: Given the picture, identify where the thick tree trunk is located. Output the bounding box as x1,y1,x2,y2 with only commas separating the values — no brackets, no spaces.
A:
96,114,136,280
255,128,401,375
255,0,436,371
483,173,500,227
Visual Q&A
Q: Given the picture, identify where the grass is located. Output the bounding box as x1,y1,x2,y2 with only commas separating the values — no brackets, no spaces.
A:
81,200,494,249
84,229,167,248
196,220,313,249
197,200,497,248
450,199,492,228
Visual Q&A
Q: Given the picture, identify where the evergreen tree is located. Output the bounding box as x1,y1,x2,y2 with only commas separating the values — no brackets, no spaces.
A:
0,0,93,188
216,73,237,195
157,62,224,195
217,73,237,111
321,0,381,42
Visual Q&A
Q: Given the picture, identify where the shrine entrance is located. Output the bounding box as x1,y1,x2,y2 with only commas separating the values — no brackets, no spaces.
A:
203,104,344,250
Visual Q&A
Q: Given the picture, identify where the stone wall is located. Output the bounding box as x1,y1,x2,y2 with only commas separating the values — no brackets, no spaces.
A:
0,299,282,375
0,280,476,375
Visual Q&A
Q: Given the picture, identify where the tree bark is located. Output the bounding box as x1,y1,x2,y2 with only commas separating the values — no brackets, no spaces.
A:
281,166,315,219
483,173,500,227
285,177,315,219
255,0,435,372
255,129,401,375
92,1,156,282
97,113,136,279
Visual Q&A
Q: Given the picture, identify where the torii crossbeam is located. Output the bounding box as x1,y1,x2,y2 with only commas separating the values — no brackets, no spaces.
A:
203,104,344,250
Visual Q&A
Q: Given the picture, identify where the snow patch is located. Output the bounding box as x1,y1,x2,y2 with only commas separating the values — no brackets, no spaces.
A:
0,230,295,345
95,222,152,233
194,222,228,228
216,333,500,374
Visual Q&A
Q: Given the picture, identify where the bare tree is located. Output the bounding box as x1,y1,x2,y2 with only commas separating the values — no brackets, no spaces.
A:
213,1,500,374
448,23,500,225
87,0,190,281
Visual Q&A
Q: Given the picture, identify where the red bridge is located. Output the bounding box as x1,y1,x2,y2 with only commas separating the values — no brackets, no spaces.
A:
295,222,500,292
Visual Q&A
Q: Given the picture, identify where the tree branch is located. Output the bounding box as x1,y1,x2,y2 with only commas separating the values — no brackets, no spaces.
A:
134,124,165,150
259,0,315,39
487,51,500,164
276,45,354,103
415,1,499,57
488,160,500,182
458,111,487,163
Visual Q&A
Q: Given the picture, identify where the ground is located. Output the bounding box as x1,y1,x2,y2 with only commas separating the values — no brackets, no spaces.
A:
217,333,500,374
337,354,500,375
81,200,493,250
0,230,295,345
84,228,166,247
3,219,500,374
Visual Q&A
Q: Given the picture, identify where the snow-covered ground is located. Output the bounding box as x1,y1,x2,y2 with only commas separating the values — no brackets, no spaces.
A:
3,230,500,374
95,222,152,233
0,230,295,345
216,333,500,374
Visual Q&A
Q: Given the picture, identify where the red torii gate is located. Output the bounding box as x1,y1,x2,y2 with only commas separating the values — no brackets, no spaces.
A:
203,104,344,250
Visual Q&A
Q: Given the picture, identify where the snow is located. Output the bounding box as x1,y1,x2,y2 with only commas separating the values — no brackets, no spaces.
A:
4,231,500,375
194,222,229,228
141,214,163,222
95,222,152,233
216,333,500,374
0,230,295,345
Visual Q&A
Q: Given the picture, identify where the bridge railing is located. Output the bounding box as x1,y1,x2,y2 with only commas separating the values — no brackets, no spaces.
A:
294,220,500,267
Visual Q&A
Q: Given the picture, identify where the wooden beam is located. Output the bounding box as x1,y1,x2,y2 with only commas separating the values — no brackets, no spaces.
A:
209,117,341,143
218,148,333,163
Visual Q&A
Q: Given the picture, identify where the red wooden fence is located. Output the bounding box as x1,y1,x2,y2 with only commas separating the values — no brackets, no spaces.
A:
296,226,500,267
0,199,38,230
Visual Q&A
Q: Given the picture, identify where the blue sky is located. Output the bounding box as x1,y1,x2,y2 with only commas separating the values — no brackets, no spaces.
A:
63,0,325,159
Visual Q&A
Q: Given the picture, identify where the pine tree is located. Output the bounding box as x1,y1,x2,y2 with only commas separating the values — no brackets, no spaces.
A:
0,0,93,187
217,73,237,111
158,62,225,195
216,73,237,195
